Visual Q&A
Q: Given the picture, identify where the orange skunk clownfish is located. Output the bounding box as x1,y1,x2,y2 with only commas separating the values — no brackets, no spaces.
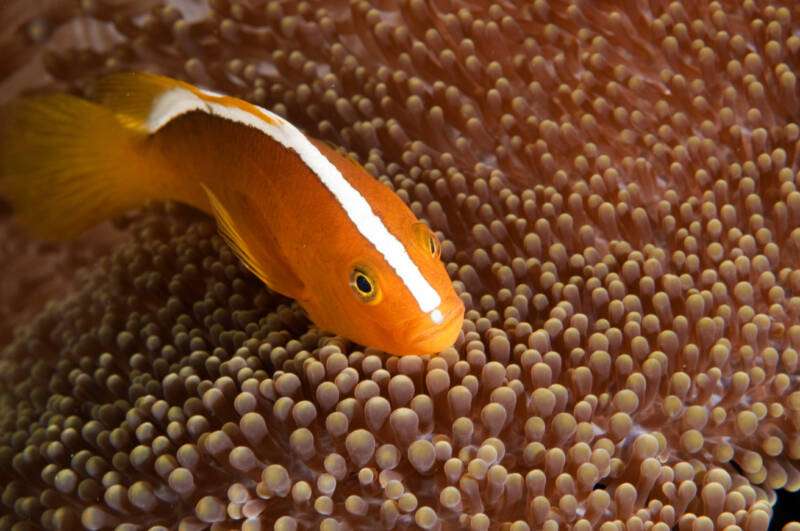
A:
0,72,464,356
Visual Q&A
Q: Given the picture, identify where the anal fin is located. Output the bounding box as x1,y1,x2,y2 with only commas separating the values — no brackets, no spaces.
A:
200,183,306,299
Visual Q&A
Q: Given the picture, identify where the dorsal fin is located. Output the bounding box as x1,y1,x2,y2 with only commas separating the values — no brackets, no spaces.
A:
200,183,307,299
90,72,281,135
89,72,195,133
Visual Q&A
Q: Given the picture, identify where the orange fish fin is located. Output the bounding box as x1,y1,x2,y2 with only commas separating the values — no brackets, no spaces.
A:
89,72,198,133
91,72,280,134
0,93,151,240
200,183,307,298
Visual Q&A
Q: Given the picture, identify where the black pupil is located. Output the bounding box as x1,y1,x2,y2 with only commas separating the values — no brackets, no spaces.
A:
429,236,436,254
356,274,372,294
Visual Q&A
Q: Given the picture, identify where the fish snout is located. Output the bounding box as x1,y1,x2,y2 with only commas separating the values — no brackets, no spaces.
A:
404,297,464,354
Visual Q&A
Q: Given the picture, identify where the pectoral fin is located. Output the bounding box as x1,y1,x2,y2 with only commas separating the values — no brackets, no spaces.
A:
200,183,306,299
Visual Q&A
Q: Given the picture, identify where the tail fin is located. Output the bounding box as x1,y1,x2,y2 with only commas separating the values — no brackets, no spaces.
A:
0,93,150,239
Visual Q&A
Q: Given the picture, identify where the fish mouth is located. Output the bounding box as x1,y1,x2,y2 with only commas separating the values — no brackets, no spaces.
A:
408,299,464,347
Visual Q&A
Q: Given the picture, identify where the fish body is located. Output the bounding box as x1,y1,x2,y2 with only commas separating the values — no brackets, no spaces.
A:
0,72,464,356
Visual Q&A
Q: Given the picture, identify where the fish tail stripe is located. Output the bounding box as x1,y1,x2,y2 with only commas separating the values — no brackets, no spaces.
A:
145,87,443,314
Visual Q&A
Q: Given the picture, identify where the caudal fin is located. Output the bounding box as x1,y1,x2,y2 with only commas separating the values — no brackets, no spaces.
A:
0,93,150,239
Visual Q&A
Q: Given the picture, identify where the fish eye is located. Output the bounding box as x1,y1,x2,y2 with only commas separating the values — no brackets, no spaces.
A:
356,273,372,293
427,232,441,258
351,267,380,304
413,222,441,259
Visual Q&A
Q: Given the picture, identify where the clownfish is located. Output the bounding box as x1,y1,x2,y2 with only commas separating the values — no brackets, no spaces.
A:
0,72,464,356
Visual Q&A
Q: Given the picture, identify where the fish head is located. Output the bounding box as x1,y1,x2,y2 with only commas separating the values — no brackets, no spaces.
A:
295,142,465,356
303,219,464,356
299,150,464,356
307,224,464,356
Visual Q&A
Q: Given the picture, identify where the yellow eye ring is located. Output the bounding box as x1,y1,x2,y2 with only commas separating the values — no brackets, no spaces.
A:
413,222,441,259
428,231,441,258
351,267,380,304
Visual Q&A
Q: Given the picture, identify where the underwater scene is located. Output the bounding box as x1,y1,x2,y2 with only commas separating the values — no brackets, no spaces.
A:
1,0,799,529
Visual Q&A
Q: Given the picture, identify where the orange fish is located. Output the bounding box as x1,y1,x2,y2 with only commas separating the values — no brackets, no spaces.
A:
0,72,464,356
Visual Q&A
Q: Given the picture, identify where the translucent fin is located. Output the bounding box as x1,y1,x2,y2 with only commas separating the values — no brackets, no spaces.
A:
91,72,281,135
89,71,202,133
0,94,150,240
200,183,306,298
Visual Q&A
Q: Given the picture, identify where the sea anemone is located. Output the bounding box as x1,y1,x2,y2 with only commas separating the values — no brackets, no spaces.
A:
1,0,799,529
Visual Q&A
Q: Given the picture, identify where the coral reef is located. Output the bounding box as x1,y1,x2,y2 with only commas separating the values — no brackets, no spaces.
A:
2,0,800,529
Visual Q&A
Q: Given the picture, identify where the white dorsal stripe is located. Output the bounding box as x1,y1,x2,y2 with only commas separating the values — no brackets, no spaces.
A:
147,88,209,132
147,87,443,315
